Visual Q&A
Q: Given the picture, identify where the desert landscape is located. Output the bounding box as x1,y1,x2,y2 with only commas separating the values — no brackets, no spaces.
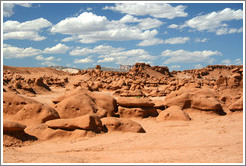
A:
2,63,244,163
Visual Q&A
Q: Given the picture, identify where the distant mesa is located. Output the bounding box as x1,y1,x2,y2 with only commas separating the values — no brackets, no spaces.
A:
120,64,134,72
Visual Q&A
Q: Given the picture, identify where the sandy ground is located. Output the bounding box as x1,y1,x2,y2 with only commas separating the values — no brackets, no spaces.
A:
3,110,244,163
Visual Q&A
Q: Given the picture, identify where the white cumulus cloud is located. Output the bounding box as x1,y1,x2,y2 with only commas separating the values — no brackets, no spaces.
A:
70,44,156,65
35,55,54,61
52,12,162,45
43,43,69,54
194,64,203,69
194,38,209,43
221,58,242,65
168,24,179,29
40,61,58,66
3,43,67,60
216,27,243,35
164,37,190,44
170,65,181,69
3,31,46,41
138,38,164,46
3,18,52,41
98,48,156,65
3,3,32,17
104,3,187,19
3,44,42,59
183,8,243,35
120,15,141,23
74,57,94,64
138,18,164,30
97,57,115,63
70,45,124,56
161,49,222,64
35,55,61,66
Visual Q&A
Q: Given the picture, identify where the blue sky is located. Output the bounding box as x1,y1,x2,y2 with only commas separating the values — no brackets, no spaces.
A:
2,2,244,70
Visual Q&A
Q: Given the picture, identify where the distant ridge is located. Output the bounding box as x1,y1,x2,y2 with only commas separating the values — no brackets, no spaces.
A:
86,66,128,72
49,65,128,73
49,66,80,73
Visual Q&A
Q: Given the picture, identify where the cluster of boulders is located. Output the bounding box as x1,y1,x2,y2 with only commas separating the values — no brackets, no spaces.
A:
3,87,147,146
71,64,243,99
2,63,243,147
117,97,158,118
128,63,171,77
3,70,69,95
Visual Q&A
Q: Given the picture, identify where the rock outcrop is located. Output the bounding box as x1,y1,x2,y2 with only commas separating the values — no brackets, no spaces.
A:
156,106,191,121
117,97,158,118
52,88,117,119
164,87,225,115
101,117,146,133
3,92,60,125
45,114,104,133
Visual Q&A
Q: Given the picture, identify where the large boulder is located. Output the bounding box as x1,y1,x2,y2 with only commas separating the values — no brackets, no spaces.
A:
45,114,103,133
3,92,60,125
164,87,223,112
90,92,117,117
191,96,222,111
227,74,242,88
164,93,193,109
52,88,117,119
117,97,155,107
118,106,158,118
101,117,145,133
122,89,145,97
51,87,89,104
229,97,243,111
54,93,96,119
218,89,243,107
152,100,166,109
34,77,51,91
24,124,95,140
13,103,60,125
156,106,191,121
3,92,36,117
216,76,228,89
3,130,37,147
3,120,26,132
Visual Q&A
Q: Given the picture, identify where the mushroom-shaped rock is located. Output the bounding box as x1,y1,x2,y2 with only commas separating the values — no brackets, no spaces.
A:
45,114,103,133
164,93,193,109
152,100,166,109
3,120,26,132
101,117,145,133
118,106,158,118
191,96,222,111
156,106,191,121
164,88,223,112
229,97,243,111
34,77,51,91
117,97,154,107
